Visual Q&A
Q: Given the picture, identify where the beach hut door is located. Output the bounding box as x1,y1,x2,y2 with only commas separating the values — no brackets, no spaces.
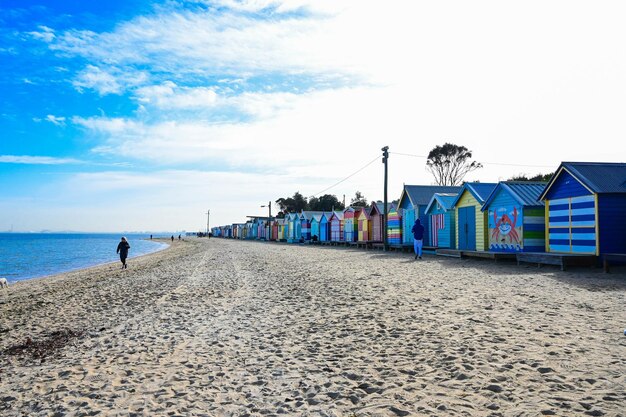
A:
458,206,476,251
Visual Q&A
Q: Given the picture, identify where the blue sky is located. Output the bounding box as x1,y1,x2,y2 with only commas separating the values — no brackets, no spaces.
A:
1,1,626,232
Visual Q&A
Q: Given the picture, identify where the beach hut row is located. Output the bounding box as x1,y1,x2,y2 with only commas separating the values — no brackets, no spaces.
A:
212,162,626,262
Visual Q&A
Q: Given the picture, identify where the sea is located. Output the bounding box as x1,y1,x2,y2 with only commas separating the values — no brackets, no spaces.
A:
0,233,170,283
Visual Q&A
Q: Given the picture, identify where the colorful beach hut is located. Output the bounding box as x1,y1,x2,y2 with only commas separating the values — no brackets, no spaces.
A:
300,211,325,242
451,182,498,251
244,222,253,239
329,211,344,242
539,162,626,256
286,213,301,243
343,208,357,242
310,213,323,241
398,185,462,247
276,218,286,241
424,193,458,249
481,182,547,252
368,202,387,243
387,203,402,245
320,212,331,242
357,207,371,242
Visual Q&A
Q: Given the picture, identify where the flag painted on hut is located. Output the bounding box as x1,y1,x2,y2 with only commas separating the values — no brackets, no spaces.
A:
430,213,445,247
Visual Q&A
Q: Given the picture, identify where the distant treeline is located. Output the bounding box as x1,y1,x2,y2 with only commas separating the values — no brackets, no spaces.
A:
274,191,371,217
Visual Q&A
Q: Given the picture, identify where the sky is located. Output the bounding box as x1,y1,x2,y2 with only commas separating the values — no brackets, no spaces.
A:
1,0,625,233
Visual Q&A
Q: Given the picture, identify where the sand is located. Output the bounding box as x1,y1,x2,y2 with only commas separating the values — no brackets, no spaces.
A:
1,238,625,416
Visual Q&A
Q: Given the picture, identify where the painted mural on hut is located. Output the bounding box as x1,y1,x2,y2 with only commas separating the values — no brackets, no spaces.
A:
488,205,522,251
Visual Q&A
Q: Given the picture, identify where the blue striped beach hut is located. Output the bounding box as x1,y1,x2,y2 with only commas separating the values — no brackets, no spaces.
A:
539,162,626,257
481,182,547,252
424,193,458,249
398,185,463,247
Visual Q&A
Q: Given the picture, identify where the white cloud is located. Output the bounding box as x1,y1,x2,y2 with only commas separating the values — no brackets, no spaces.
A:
134,82,218,109
28,25,55,43
45,114,66,126
0,155,81,165
73,65,147,95
50,5,365,93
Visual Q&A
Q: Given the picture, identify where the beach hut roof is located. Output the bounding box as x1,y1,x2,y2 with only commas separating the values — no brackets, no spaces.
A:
451,182,498,207
424,193,459,214
311,213,324,222
482,182,547,211
399,185,463,208
369,202,392,216
539,162,626,200
330,211,344,221
357,207,371,219
299,211,326,220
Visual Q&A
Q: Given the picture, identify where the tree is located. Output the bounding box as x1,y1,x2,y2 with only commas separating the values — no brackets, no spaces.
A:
275,191,308,214
508,172,554,182
426,143,482,186
350,191,368,207
308,194,345,211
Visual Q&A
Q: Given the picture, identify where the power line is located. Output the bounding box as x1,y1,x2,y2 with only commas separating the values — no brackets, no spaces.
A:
390,151,555,169
312,155,380,197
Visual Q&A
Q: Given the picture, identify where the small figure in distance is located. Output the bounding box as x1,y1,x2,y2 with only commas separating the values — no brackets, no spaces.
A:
178,234,181,241
117,237,131,269
412,218,425,260
171,235,174,242
150,234,153,240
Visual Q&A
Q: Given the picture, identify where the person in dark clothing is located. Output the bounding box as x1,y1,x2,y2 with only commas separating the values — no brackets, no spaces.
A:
171,235,174,242
116,237,130,269
411,218,425,260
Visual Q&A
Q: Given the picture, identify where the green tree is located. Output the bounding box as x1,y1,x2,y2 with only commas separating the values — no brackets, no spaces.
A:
309,194,345,211
350,191,368,207
275,191,309,214
426,143,482,186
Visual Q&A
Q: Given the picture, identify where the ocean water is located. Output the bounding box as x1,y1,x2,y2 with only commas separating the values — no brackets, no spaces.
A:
0,233,169,283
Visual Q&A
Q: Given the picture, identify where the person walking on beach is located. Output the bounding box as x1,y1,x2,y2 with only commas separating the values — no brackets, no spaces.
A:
412,218,425,260
116,237,130,269
171,235,174,242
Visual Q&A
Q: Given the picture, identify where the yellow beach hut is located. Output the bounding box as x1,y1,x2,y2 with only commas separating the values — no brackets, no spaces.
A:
451,182,497,251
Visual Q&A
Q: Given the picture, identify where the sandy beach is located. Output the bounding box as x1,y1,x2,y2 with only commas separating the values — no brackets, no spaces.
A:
1,238,625,416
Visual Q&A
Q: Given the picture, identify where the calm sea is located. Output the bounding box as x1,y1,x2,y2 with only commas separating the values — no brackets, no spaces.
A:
0,233,169,283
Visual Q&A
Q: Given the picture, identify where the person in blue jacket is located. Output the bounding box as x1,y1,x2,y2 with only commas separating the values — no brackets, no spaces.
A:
116,236,130,269
411,218,425,260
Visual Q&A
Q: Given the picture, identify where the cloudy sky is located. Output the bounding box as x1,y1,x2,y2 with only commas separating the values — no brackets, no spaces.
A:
1,0,625,232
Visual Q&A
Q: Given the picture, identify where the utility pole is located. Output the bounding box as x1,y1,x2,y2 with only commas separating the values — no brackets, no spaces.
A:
261,201,272,241
206,209,210,236
382,146,389,251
